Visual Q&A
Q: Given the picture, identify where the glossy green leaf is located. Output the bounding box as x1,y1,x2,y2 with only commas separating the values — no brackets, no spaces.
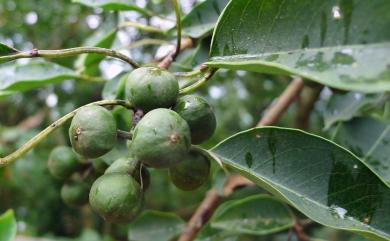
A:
72,0,149,15
128,210,185,241
207,0,390,93
335,117,390,185
210,127,390,241
210,194,294,235
181,0,229,38
0,60,78,93
323,92,385,129
0,42,19,56
0,210,17,241
75,19,117,75
102,72,128,100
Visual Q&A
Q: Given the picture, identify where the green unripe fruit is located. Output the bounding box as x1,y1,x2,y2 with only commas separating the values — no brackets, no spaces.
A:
61,180,90,207
173,95,216,144
48,146,82,179
105,157,150,190
92,158,109,174
125,67,179,111
89,173,143,223
130,108,191,168
69,105,117,158
169,149,210,191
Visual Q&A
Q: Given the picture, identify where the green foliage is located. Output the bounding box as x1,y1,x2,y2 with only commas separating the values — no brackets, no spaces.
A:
0,210,17,241
207,0,390,92
128,210,185,241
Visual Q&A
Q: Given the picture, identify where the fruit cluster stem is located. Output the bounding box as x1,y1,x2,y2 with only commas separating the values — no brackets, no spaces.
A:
0,47,140,69
0,100,133,167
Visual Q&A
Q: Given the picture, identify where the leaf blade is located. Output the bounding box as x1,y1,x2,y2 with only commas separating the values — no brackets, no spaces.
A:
0,210,17,241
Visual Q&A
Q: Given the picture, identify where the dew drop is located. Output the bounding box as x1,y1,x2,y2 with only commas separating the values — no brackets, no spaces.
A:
332,6,342,19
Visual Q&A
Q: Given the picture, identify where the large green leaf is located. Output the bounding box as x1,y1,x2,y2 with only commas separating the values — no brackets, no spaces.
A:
0,210,17,241
181,0,229,38
210,194,294,235
323,92,385,129
72,0,149,15
207,0,390,92
128,210,185,241
0,60,79,94
335,117,390,185
210,127,390,241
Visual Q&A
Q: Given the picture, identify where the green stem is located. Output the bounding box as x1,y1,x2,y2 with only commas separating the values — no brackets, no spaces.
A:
119,39,169,50
119,21,166,34
0,100,133,167
172,0,182,60
179,68,217,95
0,47,140,69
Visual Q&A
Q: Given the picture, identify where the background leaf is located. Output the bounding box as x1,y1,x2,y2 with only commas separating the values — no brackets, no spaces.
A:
322,92,385,129
102,72,128,100
128,210,185,241
72,0,149,15
210,194,294,235
207,0,390,92
0,42,19,56
0,60,79,94
210,127,390,241
0,210,17,241
181,0,229,39
335,117,390,184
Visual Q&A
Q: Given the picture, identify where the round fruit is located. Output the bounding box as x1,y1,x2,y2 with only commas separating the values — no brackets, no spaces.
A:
169,149,210,191
48,146,82,179
130,108,191,168
92,158,109,174
105,157,150,190
61,179,90,207
69,105,117,158
125,67,179,111
173,95,216,144
89,173,143,223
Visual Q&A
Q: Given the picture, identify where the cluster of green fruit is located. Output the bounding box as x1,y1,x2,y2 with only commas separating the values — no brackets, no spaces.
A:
47,67,216,223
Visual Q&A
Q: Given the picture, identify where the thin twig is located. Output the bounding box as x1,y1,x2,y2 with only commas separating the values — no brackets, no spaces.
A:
0,100,133,167
178,77,306,241
294,84,323,130
117,130,133,140
119,21,166,34
158,38,193,69
179,68,217,95
0,47,140,69
171,0,182,60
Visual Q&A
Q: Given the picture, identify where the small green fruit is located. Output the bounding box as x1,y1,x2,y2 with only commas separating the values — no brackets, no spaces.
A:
105,157,150,190
125,67,179,111
61,179,90,207
174,95,216,144
169,149,210,191
69,105,117,158
48,146,82,179
89,173,143,223
130,108,191,168
92,158,109,174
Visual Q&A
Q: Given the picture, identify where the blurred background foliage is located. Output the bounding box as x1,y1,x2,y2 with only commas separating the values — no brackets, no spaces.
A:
0,0,387,240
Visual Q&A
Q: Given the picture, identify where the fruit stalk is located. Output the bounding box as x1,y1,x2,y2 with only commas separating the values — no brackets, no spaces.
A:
0,100,133,167
0,47,140,69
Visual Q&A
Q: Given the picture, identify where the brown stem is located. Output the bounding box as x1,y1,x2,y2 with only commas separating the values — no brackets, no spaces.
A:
177,77,305,241
294,85,323,130
294,222,310,241
257,78,305,126
158,38,193,69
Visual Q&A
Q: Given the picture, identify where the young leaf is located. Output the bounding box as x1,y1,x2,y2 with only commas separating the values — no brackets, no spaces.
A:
210,194,294,236
181,0,229,38
335,117,390,184
323,92,385,129
210,127,390,241
0,61,79,93
72,0,149,15
0,210,17,241
128,210,185,241
207,0,390,93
